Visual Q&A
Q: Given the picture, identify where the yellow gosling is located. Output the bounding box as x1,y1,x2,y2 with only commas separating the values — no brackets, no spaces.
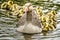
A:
45,15,53,31
1,1,13,10
47,10,57,29
51,21,57,28
42,23,49,36
36,6,43,19
7,1,13,10
13,8,24,17
42,10,57,35
18,8,24,17
50,20,56,30
46,15,55,30
40,14,46,22
47,10,57,19
1,2,7,9
11,4,21,11
8,1,13,6
41,15,49,35
49,24,55,31
50,10,57,15
13,10,19,16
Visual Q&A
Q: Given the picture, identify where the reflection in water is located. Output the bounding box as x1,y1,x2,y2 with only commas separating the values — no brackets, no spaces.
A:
23,33,33,40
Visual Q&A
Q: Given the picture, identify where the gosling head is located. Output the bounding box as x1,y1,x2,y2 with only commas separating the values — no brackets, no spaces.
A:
48,10,57,16
1,2,7,9
8,1,13,6
51,10,57,15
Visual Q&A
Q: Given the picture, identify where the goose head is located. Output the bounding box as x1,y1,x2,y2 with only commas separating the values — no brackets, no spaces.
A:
23,3,33,13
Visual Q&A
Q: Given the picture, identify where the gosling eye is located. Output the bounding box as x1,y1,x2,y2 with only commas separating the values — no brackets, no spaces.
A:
3,4,5,6
9,2,13,5
10,2,12,4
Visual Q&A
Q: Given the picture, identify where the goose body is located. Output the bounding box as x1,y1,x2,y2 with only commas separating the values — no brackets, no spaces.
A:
16,10,42,34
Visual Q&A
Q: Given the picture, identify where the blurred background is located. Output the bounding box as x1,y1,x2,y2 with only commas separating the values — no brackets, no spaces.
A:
0,0,60,40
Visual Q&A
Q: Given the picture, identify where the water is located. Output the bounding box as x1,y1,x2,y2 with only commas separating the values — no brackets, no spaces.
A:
0,0,60,40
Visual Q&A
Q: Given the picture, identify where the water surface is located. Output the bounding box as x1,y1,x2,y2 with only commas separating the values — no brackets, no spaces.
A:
0,0,60,40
